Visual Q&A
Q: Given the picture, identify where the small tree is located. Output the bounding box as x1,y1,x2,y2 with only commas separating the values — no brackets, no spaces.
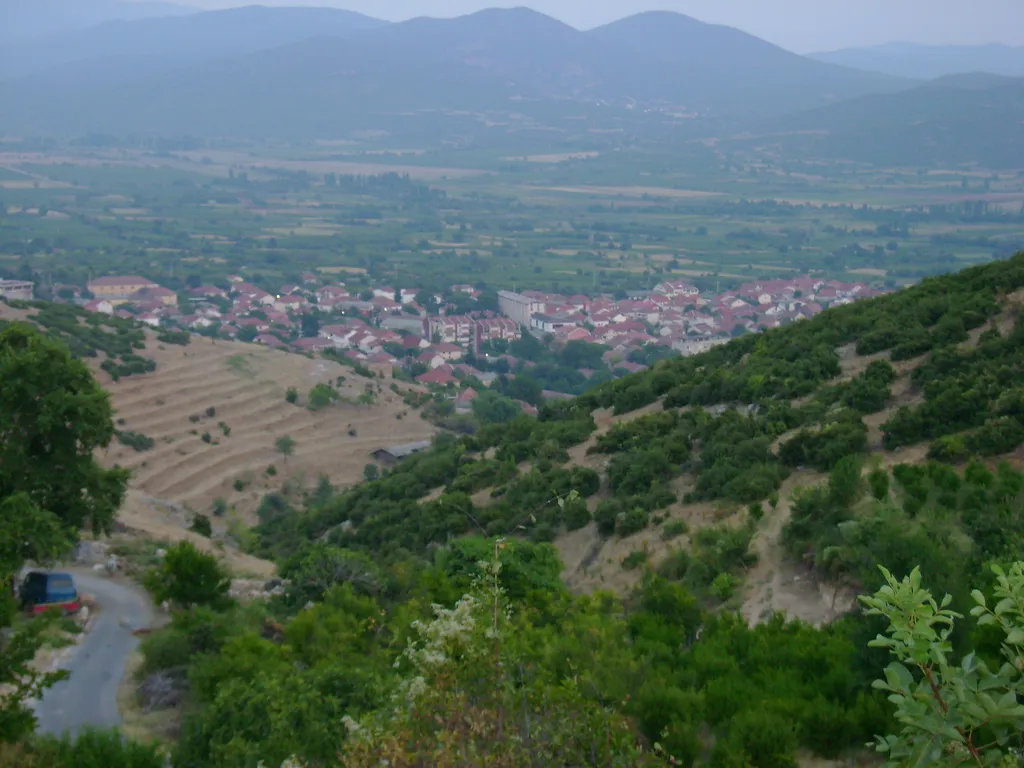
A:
274,435,296,465
285,387,298,404
307,383,337,411
143,542,231,609
363,464,379,482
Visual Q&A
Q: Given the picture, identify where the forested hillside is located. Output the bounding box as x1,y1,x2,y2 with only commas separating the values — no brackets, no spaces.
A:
73,254,1024,765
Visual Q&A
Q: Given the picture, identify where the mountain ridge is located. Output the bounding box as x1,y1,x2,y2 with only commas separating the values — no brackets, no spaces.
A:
811,41,1024,79
0,6,913,139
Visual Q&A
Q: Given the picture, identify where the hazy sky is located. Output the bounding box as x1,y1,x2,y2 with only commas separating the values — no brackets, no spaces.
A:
158,0,1024,52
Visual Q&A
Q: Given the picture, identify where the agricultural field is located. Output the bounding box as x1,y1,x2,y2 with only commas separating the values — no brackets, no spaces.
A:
0,300,435,559
2,141,1022,300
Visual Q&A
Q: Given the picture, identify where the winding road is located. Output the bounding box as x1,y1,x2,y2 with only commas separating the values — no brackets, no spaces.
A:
34,571,154,737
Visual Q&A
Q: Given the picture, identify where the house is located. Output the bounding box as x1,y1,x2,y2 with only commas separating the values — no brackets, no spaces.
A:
518,401,539,417
475,318,520,343
430,342,464,362
137,313,161,328
371,440,432,467
126,285,177,307
653,280,700,298
84,299,115,315
562,327,595,343
254,334,287,349
190,285,228,299
292,337,331,353
416,366,458,385
530,314,575,333
371,296,402,313
417,351,447,370
273,294,306,312
454,387,479,413
425,315,475,345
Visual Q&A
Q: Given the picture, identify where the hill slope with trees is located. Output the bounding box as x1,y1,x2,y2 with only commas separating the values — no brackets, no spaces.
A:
8,254,1024,766
111,252,1024,766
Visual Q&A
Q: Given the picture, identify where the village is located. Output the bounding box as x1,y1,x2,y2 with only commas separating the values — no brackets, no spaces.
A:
2,272,885,400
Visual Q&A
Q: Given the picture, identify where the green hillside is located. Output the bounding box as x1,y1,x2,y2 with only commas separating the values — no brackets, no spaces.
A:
95,254,1024,765
763,76,1024,166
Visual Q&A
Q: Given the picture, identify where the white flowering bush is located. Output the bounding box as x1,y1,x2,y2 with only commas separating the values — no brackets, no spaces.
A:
336,540,665,767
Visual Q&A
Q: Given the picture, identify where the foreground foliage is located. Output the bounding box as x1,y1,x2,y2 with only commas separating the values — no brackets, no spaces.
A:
0,324,129,743
863,564,1024,766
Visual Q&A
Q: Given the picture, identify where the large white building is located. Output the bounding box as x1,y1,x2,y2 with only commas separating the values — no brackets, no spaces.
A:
0,280,33,301
497,290,544,326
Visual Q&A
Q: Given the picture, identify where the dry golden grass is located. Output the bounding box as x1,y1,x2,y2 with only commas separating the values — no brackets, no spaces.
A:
101,336,436,524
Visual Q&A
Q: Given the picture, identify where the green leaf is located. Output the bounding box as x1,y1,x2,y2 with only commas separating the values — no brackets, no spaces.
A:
1005,628,1024,646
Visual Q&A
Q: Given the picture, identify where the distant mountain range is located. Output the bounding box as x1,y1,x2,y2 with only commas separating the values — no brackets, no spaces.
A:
0,0,194,43
762,74,1024,167
1,6,387,80
811,42,1024,80
0,4,909,140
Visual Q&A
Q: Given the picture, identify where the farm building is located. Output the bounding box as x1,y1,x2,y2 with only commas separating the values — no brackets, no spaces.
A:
371,440,432,466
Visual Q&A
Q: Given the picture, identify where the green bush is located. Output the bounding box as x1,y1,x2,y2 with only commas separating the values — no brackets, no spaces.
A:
190,513,213,537
8,728,164,768
622,550,648,570
143,541,232,609
157,330,190,346
115,430,154,452
285,387,299,404
615,507,650,537
661,520,688,541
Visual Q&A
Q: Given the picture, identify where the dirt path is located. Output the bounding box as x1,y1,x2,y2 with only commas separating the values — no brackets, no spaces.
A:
740,470,858,627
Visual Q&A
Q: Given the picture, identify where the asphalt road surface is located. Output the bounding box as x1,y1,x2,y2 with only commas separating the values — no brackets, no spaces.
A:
34,571,154,737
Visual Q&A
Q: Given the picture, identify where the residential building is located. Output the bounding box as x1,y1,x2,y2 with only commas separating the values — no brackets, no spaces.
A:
497,290,544,326
87,275,156,299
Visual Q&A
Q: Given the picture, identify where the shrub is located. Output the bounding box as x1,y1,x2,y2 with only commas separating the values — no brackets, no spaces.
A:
212,498,228,517
285,387,298,404
188,414,201,424
232,479,246,492
157,330,190,346
308,383,338,411
190,513,213,537
747,501,764,522
205,406,216,418
615,507,650,537
363,464,379,482
115,430,154,452
622,550,648,571
562,497,592,531
661,520,688,541
142,541,232,609
201,432,212,444
9,728,165,768
266,465,278,476
219,422,231,436
868,468,890,501
710,572,737,601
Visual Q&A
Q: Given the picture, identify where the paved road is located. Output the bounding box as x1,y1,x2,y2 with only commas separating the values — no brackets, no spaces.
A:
34,571,154,737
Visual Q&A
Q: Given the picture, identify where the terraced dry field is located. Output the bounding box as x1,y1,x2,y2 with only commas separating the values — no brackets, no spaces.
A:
101,336,435,521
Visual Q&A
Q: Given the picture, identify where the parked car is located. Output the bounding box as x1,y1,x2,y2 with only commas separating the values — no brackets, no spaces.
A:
18,571,81,615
